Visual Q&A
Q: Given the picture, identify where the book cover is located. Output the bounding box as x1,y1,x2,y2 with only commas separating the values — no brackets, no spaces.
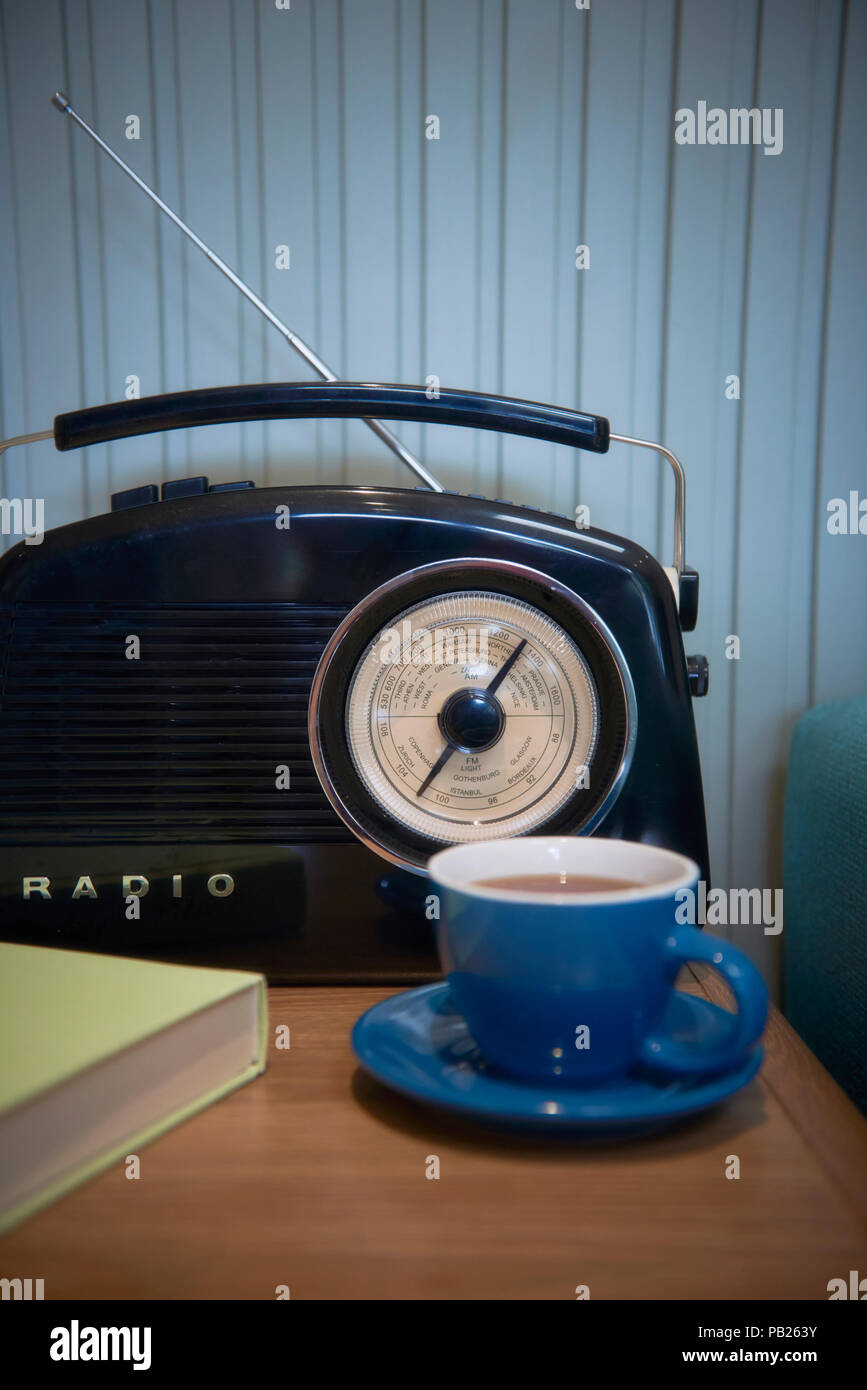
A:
0,944,267,1234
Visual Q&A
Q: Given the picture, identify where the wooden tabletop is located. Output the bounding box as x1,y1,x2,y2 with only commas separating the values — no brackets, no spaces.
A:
3,966,867,1300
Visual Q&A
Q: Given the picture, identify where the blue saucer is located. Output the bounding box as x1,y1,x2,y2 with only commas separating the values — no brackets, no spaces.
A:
352,984,763,1136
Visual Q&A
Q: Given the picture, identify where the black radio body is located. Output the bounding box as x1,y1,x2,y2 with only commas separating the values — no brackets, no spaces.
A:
0,383,709,982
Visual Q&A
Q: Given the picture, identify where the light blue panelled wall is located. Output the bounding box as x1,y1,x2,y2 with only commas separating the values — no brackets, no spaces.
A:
1,0,865,989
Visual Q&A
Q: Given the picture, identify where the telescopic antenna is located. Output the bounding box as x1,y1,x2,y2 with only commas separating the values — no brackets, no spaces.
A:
51,90,443,492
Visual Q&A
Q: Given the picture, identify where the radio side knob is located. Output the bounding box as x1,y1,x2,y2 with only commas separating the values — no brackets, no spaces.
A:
679,567,700,630
687,654,709,698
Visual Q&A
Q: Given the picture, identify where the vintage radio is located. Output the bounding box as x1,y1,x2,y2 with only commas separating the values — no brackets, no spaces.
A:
0,94,709,982
0,380,708,981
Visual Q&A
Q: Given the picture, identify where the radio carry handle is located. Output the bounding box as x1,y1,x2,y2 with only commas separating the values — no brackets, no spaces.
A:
1,381,687,582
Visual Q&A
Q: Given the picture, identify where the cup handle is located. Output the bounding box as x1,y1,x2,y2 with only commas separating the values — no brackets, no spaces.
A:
639,926,769,1078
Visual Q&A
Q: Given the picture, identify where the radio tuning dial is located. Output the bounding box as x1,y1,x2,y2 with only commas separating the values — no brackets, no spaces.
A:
309,560,634,872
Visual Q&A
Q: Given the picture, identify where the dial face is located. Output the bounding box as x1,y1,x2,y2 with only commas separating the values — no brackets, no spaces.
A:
344,591,600,844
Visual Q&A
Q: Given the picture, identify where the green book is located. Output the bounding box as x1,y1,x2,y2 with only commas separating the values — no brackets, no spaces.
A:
0,944,267,1235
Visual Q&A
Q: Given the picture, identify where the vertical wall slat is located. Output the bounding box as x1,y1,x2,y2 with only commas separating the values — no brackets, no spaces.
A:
86,0,163,491
0,0,81,536
471,0,506,497
393,0,424,480
229,0,267,478
172,0,243,479
813,0,867,701
422,0,482,492
256,0,318,484
729,0,845,986
665,0,759,918
627,0,676,558
578,0,653,544
147,0,190,478
340,0,404,487
498,0,566,505
0,3,33,510
550,0,586,521
310,0,347,482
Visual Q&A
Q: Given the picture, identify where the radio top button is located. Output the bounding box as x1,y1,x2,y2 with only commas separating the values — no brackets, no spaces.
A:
110,484,159,512
161,476,209,499
208,481,255,492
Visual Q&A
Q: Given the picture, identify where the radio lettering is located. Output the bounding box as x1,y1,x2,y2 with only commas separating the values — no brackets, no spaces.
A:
21,874,235,900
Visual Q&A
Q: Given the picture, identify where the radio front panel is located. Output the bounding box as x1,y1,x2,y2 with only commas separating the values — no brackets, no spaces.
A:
0,484,708,981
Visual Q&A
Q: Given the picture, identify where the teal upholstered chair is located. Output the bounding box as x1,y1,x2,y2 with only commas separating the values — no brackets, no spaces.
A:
783,697,867,1114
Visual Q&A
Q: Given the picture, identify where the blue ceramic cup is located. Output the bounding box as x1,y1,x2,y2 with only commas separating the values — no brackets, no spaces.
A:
428,837,768,1086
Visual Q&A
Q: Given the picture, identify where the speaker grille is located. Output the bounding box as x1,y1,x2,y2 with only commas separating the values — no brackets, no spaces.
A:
0,601,355,844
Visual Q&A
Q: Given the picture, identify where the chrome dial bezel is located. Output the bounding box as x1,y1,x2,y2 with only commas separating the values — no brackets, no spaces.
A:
308,558,637,874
